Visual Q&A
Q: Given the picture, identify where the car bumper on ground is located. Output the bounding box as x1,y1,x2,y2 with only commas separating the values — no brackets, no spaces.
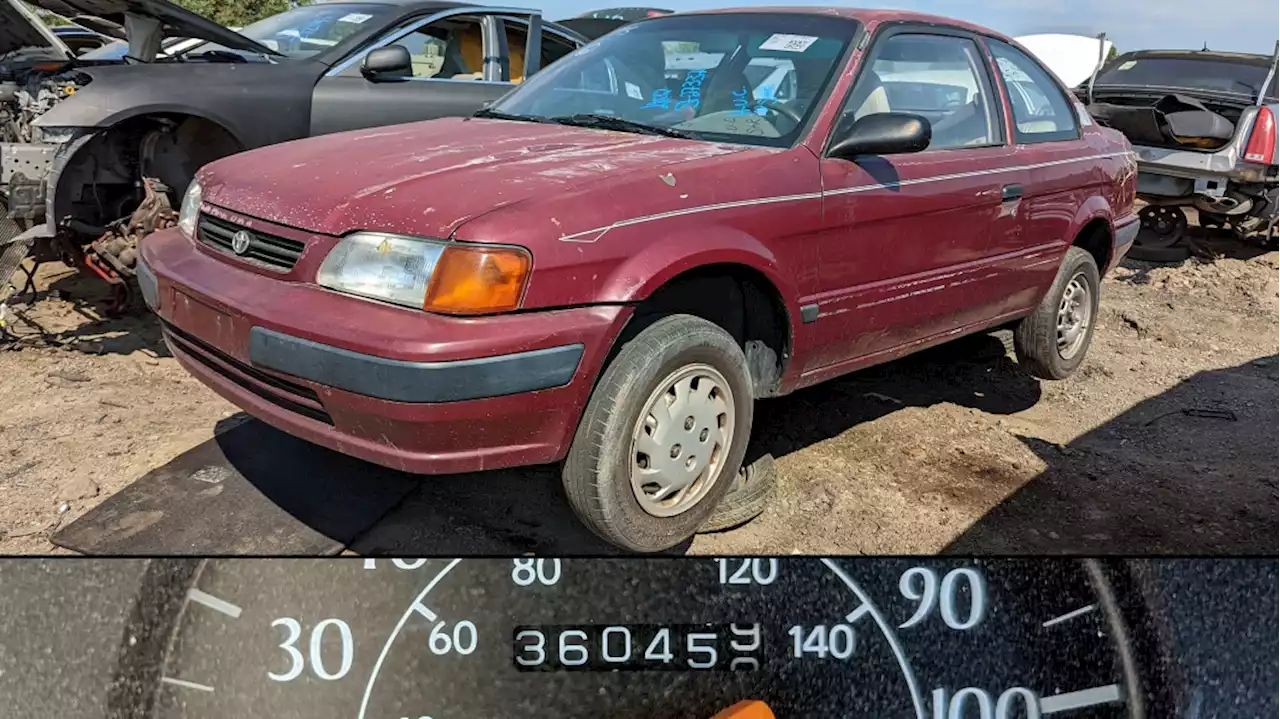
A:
139,226,630,475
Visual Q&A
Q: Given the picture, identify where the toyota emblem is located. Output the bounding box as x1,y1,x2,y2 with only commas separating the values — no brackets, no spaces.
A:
230,230,252,255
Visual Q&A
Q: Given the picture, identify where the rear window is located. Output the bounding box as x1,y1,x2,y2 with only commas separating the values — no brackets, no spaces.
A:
1095,55,1278,100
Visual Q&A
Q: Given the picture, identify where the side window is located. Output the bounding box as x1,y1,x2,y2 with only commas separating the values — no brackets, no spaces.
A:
387,17,485,80
840,33,1001,151
500,24,577,83
986,38,1079,143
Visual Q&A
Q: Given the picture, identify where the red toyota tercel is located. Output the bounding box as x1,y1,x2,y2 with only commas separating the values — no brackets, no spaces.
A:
138,8,1138,552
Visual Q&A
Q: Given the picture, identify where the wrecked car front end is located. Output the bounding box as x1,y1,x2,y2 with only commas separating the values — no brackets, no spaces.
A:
1078,48,1279,251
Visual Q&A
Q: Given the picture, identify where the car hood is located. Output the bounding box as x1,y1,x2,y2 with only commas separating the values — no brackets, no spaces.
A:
1015,34,1113,88
200,117,751,239
23,0,277,56
1,0,71,60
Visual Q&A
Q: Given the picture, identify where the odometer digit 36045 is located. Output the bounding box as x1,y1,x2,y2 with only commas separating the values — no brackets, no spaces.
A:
122,559,1145,718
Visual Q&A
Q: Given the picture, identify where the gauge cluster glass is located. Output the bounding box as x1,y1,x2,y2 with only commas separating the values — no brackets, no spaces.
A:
112,558,1146,719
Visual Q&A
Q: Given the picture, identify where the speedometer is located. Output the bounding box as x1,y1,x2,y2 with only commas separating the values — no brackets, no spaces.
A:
120,559,1149,718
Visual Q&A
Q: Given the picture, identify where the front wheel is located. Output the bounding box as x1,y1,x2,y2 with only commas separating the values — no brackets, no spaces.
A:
1013,247,1101,380
562,314,754,552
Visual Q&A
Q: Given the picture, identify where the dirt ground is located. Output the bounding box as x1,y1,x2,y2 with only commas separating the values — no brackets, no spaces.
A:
1,226,1276,555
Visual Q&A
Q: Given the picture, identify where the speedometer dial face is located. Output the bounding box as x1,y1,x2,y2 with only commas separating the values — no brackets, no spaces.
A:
140,559,1140,719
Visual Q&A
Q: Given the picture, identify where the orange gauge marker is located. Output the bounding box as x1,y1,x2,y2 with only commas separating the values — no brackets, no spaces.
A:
710,700,776,719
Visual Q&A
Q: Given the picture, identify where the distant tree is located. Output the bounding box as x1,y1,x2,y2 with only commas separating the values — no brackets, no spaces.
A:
172,0,301,28
1106,45,1118,62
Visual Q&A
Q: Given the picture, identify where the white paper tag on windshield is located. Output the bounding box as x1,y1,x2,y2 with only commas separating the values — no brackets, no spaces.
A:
625,82,644,100
759,34,818,53
1117,60,1137,70
339,12,373,23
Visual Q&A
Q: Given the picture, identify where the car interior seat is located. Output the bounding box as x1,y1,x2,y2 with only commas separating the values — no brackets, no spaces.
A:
848,71,892,120
930,92,994,147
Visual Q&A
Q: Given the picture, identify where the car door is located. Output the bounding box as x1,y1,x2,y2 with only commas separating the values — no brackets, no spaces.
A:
981,36,1092,316
804,26,1017,376
309,9,580,136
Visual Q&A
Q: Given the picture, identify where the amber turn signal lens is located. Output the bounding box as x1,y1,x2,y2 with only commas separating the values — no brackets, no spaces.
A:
423,244,531,314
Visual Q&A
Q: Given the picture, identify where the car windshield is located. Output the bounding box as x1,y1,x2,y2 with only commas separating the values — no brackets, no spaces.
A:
233,2,392,58
491,13,858,148
1095,55,1279,100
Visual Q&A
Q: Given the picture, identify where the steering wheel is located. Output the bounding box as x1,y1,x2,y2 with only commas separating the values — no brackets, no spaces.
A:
755,99,804,126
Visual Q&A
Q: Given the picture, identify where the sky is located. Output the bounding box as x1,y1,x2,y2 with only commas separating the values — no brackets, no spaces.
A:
530,0,1280,55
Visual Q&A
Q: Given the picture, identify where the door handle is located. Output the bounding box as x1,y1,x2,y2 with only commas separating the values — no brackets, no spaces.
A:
1001,184,1024,202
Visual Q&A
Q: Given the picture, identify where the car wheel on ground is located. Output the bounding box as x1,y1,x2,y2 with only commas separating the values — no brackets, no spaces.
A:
562,313,754,552
1013,246,1101,380
700,452,777,534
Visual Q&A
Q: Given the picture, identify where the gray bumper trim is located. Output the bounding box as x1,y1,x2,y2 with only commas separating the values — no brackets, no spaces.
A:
136,257,160,312
248,326,584,403
1115,217,1140,248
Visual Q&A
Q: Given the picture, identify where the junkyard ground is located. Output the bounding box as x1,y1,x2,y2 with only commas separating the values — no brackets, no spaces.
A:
1,223,1276,555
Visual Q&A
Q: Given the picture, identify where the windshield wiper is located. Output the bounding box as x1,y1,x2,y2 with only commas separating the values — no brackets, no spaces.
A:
544,113,692,139
472,108,554,123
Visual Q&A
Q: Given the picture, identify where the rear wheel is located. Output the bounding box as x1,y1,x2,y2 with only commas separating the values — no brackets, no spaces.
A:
562,314,754,552
1013,247,1101,380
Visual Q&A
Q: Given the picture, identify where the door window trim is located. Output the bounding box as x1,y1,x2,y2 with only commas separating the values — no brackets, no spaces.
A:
822,21,1009,157
980,36,1082,145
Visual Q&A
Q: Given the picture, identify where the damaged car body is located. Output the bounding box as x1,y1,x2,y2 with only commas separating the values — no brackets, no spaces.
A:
1080,46,1279,254
0,0,595,311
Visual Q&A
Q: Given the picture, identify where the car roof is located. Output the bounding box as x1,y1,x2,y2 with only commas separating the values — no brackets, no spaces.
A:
674,6,1012,41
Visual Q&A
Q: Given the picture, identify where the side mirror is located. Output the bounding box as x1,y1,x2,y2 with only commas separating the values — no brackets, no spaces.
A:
362,45,412,79
827,112,932,160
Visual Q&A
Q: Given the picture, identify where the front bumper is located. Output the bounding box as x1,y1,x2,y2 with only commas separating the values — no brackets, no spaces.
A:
139,224,629,475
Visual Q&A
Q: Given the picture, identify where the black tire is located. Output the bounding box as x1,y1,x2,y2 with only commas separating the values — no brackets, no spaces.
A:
699,452,776,533
1013,247,1101,380
562,313,754,552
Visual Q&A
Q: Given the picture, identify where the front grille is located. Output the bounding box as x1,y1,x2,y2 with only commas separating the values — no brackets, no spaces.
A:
197,213,305,271
162,321,334,426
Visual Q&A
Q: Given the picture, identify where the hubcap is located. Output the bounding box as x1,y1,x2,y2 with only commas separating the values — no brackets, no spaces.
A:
1056,274,1092,360
629,364,735,518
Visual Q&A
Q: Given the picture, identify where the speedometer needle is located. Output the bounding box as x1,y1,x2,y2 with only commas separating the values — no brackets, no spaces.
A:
710,701,775,719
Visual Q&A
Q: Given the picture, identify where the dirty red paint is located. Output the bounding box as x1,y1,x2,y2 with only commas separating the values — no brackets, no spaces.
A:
142,7,1138,475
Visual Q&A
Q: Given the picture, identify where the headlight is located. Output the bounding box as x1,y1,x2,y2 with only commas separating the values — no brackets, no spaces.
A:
317,232,531,315
177,180,202,238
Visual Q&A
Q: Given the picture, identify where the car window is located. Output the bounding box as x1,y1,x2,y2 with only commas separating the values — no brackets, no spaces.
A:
987,38,1079,144
389,17,485,79
1095,55,1279,100
493,13,858,149
500,23,580,83
232,3,394,59
840,33,1001,150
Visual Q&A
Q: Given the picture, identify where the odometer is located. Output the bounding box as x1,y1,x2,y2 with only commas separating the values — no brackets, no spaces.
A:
120,558,1147,718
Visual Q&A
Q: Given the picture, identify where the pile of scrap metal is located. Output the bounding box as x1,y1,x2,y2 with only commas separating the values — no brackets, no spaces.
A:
1,0,611,328
1080,43,1279,260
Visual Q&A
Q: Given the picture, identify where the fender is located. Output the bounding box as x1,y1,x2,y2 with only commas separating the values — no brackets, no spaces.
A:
32,62,319,150
596,223,801,317
1069,193,1116,242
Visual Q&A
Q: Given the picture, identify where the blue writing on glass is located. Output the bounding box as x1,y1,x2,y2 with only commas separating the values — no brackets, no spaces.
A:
675,69,707,112
731,87,752,116
641,88,672,110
